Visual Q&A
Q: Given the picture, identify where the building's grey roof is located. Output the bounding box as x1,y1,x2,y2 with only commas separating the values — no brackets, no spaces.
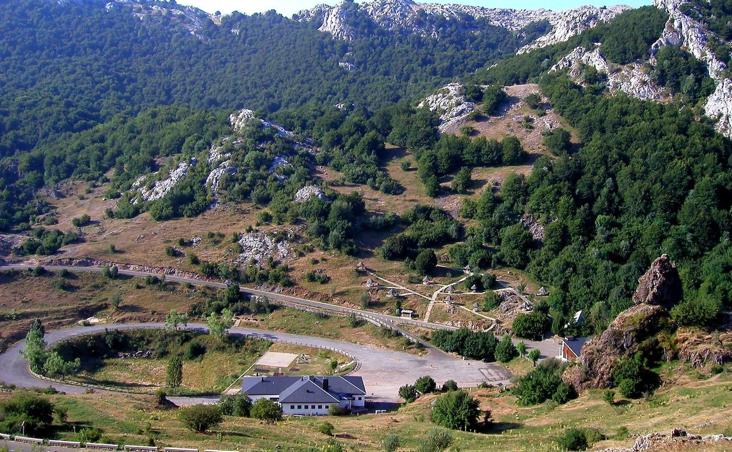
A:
242,376,366,403
242,376,301,396
563,337,589,357
279,379,341,404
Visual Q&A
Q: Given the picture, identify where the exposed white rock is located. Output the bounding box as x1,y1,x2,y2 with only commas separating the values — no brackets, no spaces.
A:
229,109,297,141
294,185,327,203
133,159,194,202
653,0,732,136
237,232,292,264
418,83,477,132
206,160,237,195
551,46,609,77
298,0,627,52
653,0,727,79
705,79,732,137
551,46,667,101
230,109,259,133
101,0,222,39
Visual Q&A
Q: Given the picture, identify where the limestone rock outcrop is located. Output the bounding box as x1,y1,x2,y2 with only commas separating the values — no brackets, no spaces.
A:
418,83,477,133
551,46,667,101
632,254,682,308
564,303,667,390
298,0,626,52
564,255,681,391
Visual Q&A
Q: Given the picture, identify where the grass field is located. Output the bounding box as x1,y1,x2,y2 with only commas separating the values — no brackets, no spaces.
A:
2,362,729,451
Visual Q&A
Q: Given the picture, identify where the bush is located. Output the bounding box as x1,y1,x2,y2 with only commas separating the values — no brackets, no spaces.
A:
513,359,573,406
441,380,459,392
328,405,351,416
382,433,401,452
184,341,206,360
318,421,335,436
543,128,572,155
431,390,480,431
495,335,518,363
431,328,498,362
399,384,418,403
251,399,282,423
0,392,54,435
483,85,507,115
612,353,659,398
671,297,721,327
422,428,453,452
556,428,589,451
219,394,251,417
415,375,437,394
178,405,222,433
166,355,183,388
414,249,437,276
483,291,500,310
512,312,550,340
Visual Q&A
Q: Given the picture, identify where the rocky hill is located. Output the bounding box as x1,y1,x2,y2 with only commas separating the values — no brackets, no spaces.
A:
540,0,732,137
297,0,627,51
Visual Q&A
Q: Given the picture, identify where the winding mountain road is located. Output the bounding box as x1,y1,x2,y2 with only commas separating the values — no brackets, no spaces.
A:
0,323,511,402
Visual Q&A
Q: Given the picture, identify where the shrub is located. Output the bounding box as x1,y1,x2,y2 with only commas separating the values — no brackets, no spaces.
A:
513,359,573,406
382,433,401,452
184,341,206,360
155,389,167,407
441,380,459,392
318,421,335,436
671,296,721,327
328,405,350,416
495,335,518,363
556,428,588,451
0,392,54,435
166,355,183,388
422,428,453,452
72,214,91,227
178,405,222,433
612,353,659,398
603,389,615,406
415,376,437,394
219,394,251,417
399,384,418,403
512,312,550,340
431,390,480,431
543,128,572,155
414,249,437,276
251,399,282,423
483,85,507,115
483,291,500,310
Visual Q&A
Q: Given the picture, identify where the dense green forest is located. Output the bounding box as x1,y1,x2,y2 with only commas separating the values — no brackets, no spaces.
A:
0,0,540,158
456,74,732,334
471,7,669,86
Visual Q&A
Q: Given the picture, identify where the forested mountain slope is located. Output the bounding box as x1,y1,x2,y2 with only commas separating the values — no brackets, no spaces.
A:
0,0,560,158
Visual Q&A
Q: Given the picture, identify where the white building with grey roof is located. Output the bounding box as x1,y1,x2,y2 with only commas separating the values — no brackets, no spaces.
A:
241,375,366,416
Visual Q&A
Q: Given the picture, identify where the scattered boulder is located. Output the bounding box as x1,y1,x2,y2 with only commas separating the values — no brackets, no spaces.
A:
418,83,477,133
601,428,732,452
675,328,732,368
632,254,682,308
132,159,194,202
294,185,327,203
520,214,545,241
237,232,292,265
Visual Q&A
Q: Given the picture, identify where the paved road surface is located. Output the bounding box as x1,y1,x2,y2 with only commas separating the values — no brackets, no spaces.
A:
0,323,511,402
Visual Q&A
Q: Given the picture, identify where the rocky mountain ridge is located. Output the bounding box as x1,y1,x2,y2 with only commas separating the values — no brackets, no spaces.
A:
297,0,628,51
546,0,732,136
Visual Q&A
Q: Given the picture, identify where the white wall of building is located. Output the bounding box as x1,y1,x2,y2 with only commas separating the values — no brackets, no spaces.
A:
282,403,335,416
